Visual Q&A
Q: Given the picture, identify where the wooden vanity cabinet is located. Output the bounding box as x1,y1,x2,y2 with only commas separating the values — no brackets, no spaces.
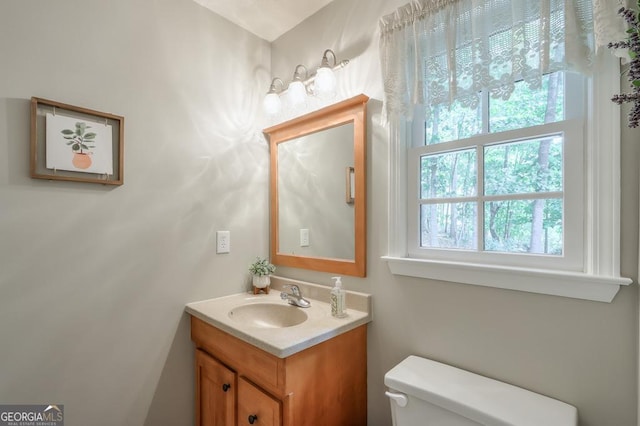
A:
191,316,367,426
237,377,281,426
196,350,236,426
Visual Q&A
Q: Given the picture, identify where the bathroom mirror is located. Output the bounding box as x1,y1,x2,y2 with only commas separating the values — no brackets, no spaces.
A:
264,94,368,277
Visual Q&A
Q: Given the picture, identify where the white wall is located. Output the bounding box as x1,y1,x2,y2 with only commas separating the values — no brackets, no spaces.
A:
270,1,640,425
0,0,270,424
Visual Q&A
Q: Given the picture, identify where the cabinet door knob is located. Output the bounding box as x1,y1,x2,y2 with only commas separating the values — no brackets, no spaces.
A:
222,383,231,392
248,414,258,424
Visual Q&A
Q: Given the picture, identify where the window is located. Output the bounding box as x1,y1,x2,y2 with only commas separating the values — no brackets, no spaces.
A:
407,72,584,272
379,0,632,302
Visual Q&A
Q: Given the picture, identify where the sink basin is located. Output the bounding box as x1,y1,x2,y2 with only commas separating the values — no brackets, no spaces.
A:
228,303,308,329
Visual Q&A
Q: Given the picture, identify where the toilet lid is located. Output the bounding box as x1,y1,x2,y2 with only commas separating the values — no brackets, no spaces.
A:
384,356,577,426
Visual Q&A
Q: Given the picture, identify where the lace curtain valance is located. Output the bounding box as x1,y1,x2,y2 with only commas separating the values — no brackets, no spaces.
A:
379,0,628,119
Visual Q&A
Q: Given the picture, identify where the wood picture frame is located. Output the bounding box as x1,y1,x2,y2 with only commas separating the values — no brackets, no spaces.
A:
30,97,124,185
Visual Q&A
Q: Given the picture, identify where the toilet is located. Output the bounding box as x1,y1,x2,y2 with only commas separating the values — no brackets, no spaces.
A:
384,356,577,426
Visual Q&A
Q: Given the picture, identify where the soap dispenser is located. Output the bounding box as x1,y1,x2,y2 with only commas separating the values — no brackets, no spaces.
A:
330,276,347,318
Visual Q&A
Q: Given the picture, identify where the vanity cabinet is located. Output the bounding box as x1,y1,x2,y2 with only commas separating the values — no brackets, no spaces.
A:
191,316,367,426
195,350,236,426
237,377,281,426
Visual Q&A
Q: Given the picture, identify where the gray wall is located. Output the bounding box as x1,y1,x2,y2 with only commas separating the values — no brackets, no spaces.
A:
0,0,270,425
270,1,640,425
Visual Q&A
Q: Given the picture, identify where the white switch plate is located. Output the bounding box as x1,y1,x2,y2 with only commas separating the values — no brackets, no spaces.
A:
216,230,230,253
300,228,310,247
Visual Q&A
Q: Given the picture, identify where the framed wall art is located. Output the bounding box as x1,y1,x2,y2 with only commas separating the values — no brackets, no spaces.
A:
30,97,124,185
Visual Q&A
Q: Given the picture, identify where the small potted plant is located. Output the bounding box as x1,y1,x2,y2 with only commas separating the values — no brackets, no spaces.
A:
249,257,276,294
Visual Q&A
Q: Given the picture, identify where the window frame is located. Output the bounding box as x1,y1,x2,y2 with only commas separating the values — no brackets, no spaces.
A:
383,52,632,302
407,112,584,271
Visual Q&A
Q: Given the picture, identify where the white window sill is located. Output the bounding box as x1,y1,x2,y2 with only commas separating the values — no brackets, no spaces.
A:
382,256,632,303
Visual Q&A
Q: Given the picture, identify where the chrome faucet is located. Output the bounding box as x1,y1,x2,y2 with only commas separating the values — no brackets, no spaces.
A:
280,284,311,308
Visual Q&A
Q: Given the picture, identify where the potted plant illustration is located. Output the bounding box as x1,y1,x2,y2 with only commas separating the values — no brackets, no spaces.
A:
249,257,276,294
61,121,96,169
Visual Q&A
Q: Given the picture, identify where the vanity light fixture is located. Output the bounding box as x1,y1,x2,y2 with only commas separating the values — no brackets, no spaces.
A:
288,65,308,107
263,49,349,115
263,78,284,115
314,49,339,98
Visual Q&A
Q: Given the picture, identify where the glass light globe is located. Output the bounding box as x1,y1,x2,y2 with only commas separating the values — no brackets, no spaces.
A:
287,80,307,107
314,67,337,98
263,92,282,115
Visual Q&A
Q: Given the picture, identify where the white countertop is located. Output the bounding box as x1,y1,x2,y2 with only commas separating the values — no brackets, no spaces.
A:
185,279,372,358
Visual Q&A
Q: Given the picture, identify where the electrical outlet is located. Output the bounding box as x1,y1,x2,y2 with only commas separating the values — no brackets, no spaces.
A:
216,230,230,253
300,228,310,247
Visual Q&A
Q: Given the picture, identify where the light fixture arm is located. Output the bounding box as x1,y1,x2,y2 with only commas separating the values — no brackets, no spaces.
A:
321,49,337,68
292,65,308,82
267,78,284,94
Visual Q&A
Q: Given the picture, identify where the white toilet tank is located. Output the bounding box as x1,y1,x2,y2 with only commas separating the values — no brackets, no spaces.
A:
384,356,577,426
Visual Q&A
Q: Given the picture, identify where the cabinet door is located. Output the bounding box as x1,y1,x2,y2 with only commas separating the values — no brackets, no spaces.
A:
196,349,236,426
237,377,281,426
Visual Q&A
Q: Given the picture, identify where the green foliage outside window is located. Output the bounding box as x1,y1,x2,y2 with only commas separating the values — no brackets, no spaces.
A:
420,72,565,255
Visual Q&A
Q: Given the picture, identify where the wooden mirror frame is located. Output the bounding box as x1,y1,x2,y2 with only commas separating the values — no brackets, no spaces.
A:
264,94,368,277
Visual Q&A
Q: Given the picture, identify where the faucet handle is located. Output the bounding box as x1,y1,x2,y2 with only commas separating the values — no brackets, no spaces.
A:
283,284,301,296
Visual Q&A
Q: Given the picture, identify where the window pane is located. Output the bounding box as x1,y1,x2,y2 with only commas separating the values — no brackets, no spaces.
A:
484,199,563,255
421,203,478,249
425,96,482,145
484,136,563,196
421,149,477,199
489,73,565,133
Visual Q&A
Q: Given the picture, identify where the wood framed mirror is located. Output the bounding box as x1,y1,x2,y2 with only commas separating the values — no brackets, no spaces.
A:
264,94,368,277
